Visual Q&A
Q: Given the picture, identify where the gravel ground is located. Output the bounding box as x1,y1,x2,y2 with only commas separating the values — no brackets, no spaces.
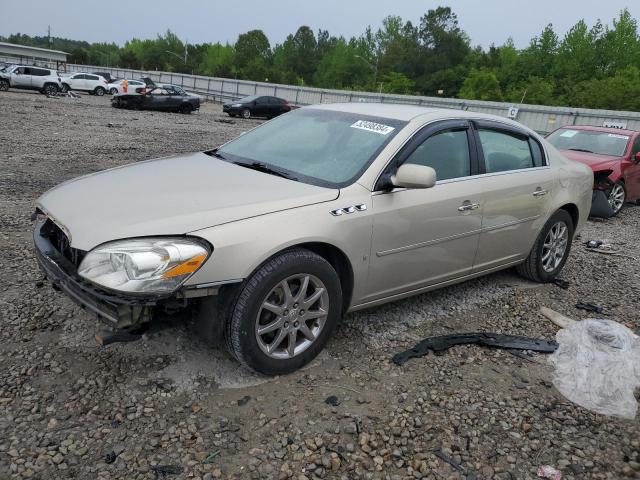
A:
1,90,639,480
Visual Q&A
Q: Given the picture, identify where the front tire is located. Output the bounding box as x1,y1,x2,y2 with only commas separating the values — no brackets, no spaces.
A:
226,249,342,375
94,87,105,96
516,210,574,283
109,87,118,95
0,79,8,92
179,103,193,114
608,182,626,216
60,83,69,93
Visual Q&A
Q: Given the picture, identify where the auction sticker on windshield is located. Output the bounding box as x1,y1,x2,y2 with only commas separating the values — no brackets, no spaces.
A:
608,134,629,140
351,120,395,135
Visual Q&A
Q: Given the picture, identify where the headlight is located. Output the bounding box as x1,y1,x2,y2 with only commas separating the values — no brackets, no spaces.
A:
231,103,242,107
78,238,210,294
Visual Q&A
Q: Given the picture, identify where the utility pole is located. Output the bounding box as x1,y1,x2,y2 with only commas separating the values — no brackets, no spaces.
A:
47,25,51,48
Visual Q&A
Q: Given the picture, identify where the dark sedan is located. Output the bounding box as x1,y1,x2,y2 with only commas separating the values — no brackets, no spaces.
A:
223,95,293,119
112,86,200,114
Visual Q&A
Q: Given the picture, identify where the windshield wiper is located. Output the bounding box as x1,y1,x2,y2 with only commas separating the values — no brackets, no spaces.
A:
567,148,594,153
206,149,227,160
232,161,298,181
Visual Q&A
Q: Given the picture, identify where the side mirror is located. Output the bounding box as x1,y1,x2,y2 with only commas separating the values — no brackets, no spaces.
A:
635,152,640,164
391,164,437,189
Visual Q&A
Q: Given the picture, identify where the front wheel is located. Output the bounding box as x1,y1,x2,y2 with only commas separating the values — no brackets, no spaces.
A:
109,87,118,95
241,108,251,119
179,103,193,114
225,249,342,375
94,87,105,96
608,182,626,216
60,83,69,93
0,79,8,92
516,210,574,283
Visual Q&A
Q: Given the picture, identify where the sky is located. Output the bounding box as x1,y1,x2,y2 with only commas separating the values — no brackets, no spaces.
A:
1,0,638,49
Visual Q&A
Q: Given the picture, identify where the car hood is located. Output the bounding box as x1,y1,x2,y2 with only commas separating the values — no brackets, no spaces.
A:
559,149,621,170
37,152,339,251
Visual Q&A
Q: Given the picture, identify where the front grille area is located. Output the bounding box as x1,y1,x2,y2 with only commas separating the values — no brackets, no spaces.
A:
39,218,86,268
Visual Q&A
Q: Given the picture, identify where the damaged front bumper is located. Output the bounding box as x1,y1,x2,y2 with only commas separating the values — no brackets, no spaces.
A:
33,219,188,329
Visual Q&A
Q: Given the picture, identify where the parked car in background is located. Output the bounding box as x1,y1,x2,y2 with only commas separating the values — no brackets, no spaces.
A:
112,85,200,113
223,95,293,119
547,126,640,216
61,73,109,96
33,104,592,375
107,79,146,95
92,71,116,83
0,65,62,95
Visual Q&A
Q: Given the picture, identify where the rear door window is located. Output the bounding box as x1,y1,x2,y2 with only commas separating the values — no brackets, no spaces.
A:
478,129,535,173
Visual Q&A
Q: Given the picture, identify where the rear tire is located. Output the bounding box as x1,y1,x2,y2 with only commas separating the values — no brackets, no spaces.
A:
109,87,118,95
0,79,8,92
516,210,574,283
60,83,69,93
42,83,58,96
242,108,251,119
94,87,106,96
225,248,342,375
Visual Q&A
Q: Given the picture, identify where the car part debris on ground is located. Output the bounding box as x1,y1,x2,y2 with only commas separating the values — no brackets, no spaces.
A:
575,302,604,314
392,332,558,365
325,395,340,406
549,318,640,419
584,239,639,261
540,307,575,328
150,464,183,478
538,464,563,479
553,278,571,289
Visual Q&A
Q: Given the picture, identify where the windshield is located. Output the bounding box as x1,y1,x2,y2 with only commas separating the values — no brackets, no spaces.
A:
217,108,406,188
236,95,259,103
547,128,630,157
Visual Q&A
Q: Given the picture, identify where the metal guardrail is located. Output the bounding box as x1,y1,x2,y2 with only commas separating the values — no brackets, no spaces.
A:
5,57,639,134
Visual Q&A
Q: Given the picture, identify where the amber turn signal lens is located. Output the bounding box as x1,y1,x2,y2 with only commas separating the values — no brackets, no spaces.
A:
162,253,207,279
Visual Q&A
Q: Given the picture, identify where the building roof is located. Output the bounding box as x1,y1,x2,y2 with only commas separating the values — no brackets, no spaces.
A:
0,42,68,62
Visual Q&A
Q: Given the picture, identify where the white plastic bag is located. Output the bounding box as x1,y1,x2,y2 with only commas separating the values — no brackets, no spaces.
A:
548,318,640,419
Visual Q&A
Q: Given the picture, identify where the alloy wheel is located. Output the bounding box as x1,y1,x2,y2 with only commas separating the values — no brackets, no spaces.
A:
608,183,625,214
255,274,329,360
541,222,568,273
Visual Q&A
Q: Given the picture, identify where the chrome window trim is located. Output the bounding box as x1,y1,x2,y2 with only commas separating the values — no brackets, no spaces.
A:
370,116,549,193
371,165,552,195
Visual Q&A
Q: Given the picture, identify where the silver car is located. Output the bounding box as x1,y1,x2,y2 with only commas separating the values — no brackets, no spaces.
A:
33,104,593,374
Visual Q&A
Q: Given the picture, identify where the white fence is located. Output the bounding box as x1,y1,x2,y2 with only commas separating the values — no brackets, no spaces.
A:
4,55,639,134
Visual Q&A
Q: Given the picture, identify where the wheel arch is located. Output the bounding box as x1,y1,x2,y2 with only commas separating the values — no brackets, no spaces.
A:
558,203,579,230
246,242,354,314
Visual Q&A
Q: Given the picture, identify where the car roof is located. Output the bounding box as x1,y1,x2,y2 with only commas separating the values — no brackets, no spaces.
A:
555,125,637,136
307,102,532,129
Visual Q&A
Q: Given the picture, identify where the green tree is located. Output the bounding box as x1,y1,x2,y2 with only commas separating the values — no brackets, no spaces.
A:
459,68,503,101
235,30,271,81
380,72,414,94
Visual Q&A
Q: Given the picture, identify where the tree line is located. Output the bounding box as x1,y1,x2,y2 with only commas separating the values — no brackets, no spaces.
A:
3,7,640,110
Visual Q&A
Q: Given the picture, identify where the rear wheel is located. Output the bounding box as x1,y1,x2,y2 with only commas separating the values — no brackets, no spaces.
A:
0,79,8,91
242,108,251,119
42,83,58,96
225,248,342,375
109,87,118,95
516,210,574,283
94,87,106,96
60,83,69,93
608,182,626,216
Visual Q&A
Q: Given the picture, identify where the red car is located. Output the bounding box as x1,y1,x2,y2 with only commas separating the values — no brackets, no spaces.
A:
546,126,640,216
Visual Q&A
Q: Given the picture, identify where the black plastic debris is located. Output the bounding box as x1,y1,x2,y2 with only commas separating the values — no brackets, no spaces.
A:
150,465,183,478
324,395,340,407
553,278,571,290
105,451,117,464
585,240,604,249
392,333,558,366
433,447,463,471
589,190,614,218
576,302,604,314
237,395,251,406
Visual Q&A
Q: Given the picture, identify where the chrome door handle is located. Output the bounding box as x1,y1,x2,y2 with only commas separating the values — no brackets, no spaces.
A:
533,189,548,197
458,203,480,212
